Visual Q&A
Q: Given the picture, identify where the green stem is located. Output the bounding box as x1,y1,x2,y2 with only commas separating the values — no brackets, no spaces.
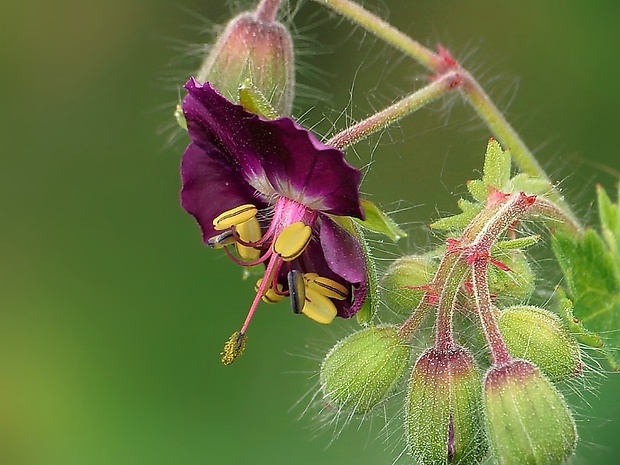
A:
328,71,460,150
313,0,581,228
313,0,442,71
459,72,576,224
470,257,512,366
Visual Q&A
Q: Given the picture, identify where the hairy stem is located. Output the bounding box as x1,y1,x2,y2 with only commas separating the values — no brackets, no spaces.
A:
433,253,468,351
328,71,460,150
471,257,512,366
313,0,581,228
313,0,442,70
254,0,282,22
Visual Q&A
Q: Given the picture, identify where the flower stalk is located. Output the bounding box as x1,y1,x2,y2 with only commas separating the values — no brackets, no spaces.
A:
254,0,283,22
328,70,460,150
312,0,581,230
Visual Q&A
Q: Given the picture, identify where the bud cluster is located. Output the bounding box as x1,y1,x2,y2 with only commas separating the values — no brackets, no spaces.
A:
318,147,584,465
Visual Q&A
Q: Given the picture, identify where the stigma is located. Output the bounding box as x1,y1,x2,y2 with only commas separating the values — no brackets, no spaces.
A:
208,198,351,364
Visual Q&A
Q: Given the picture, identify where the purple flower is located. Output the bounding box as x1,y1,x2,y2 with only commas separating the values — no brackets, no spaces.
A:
180,79,368,361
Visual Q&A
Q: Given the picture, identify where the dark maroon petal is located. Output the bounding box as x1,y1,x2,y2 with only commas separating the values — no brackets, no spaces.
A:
319,216,367,285
183,80,275,197
180,142,266,242
251,117,364,218
298,239,358,319
183,79,364,219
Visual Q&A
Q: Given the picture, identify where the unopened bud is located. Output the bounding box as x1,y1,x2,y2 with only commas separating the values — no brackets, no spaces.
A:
498,306,581,382
380,255,437,314
405,345,487,465
484,360,577,465
320,325,409,414
488,250,535,306
196,12,295,116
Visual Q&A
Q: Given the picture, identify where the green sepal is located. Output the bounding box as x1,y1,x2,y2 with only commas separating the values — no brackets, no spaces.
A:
552,230,620,370
597,184,620,263
353,222,379,325
238,79,279,120
467,179,487,203
557,288,618,371
174,103,187,130
491,235,541,253
482,138,511,192
510,173,553,196
330,215,379,325
431,199,481,231
354,199,407,242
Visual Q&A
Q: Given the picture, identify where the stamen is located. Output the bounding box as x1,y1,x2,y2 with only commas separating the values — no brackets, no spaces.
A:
221,331,247,365
213,204,258,231
239,252,281,335
206,230,235,249
255,278,284,304
301,288,338,324
273,221,312,261
287,269,306,314
305,273,349,300
235,216,262,261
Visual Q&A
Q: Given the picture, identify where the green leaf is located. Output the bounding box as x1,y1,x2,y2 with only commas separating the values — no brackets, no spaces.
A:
491,235,541,253
238,79,279,120
352,223,380,326
482,138,511,191
556,288,618,371
597,184,620,259
354,199,407,242
552,230,620,370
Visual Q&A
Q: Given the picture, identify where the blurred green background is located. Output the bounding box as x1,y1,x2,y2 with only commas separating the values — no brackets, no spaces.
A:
1,1,619,464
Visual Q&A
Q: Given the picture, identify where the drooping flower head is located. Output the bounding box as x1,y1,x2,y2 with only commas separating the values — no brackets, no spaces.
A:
180,79,368,364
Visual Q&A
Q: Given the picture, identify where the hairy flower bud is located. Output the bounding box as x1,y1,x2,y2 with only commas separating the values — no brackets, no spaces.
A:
488,250,535,306
498,306,582,382
320,325,409,414
380,255,436,314
484,360,577,465
196,11,295,116
405,346,487,465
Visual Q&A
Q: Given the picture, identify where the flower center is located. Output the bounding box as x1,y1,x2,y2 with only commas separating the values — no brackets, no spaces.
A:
210,197,350,364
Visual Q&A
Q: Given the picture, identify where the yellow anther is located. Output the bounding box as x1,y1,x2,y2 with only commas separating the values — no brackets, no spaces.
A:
305,274,349,300
235,216,262,261
206,230,235,249
221,331,247,365
287,270,305,314
213,204,258,231
301,288,338,324
255,278,284,304
273,222,312,262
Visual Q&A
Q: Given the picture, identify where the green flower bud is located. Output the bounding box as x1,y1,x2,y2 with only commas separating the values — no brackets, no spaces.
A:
196,12,295,116
488,250,535,306
484,360,577,465
380,255,436,314
405,346,488,465
498,306,582,382
320,325,409,414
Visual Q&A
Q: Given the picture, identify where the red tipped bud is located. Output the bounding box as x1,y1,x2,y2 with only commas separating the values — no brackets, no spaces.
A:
196,12,295,116
405,346,488,465
484,360,577,465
